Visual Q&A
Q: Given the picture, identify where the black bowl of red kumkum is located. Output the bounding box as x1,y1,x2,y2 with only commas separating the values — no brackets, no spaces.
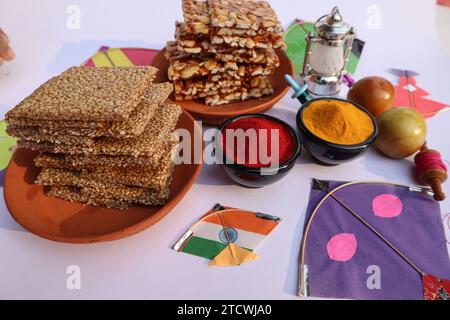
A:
216,114,301,188
296,98,378,166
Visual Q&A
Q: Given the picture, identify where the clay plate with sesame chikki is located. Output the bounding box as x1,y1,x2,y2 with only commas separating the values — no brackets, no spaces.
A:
4,109,202,243
3,65,203,243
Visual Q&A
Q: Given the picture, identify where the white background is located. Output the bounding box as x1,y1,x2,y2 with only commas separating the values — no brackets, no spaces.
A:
0,0,449,299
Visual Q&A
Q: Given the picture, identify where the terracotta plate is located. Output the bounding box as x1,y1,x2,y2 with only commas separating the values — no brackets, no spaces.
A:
152,48,294,126
3,109,203,243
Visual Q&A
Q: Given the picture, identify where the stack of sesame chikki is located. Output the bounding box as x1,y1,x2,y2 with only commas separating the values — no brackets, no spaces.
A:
5,66,183,210
166,0,286,106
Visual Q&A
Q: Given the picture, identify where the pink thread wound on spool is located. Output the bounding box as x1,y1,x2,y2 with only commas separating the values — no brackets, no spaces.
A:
415,150,448,178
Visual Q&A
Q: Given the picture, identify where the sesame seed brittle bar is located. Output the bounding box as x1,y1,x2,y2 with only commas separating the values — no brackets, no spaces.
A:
48,185,169,210
6,66,158,122
34,145,169,169
6,127,95,146
48,186,130,210
17,104,182,157
7,82,172,140
35,141,178,189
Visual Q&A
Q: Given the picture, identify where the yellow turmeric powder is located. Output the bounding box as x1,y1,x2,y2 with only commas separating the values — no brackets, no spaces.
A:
302,99,374,145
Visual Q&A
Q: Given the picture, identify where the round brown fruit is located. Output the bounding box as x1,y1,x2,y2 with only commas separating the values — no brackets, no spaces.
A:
375,107,427,159
347,76,396,117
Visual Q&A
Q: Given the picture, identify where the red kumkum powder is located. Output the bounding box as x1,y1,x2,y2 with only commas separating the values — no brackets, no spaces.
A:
221,117,295,168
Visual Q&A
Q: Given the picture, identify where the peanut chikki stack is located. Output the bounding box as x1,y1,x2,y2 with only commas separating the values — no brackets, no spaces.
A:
5,66,183,210
166,0,286,106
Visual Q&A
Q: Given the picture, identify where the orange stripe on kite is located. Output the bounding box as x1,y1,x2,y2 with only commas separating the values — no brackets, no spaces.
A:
203,210,278,235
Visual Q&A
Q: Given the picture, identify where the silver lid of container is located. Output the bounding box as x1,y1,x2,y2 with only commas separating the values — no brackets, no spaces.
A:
314,7,353,40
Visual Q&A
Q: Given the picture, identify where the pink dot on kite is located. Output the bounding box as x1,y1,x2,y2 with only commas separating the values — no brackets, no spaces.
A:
372,194,403,218
326,233,357,262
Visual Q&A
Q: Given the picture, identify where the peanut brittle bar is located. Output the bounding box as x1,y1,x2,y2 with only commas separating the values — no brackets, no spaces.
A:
175,76,273,105
207,0,283,32
180,0,281,38
166,40,279,66
168,56,274,81
174,74,271,97
175,22,286,54
204,86,273,106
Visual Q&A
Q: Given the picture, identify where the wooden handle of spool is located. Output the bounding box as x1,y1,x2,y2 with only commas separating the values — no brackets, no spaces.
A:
430,178,446,201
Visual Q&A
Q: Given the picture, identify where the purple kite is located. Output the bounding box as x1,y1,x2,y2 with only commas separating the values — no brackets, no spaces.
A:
300,179,450,300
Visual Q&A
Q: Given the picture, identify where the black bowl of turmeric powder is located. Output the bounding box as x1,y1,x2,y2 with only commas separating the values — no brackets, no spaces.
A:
297,98,378,166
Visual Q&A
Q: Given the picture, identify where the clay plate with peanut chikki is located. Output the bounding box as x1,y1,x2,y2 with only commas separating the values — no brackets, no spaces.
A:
153,48,293,126
154,0,294,126
3,66,203,243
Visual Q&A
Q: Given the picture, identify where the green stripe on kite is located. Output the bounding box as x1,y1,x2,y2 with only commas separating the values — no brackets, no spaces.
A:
181,236,228,260
180,236,254,260
347,52,358,75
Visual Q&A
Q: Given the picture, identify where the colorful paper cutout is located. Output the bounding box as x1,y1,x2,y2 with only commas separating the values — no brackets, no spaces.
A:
0,120,17,171
173,204,281,267
83,47,160,67
390,69,449,118
423,274,450,300
283,19,365,75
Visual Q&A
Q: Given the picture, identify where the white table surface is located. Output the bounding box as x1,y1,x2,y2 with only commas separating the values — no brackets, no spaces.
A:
0,0,449,299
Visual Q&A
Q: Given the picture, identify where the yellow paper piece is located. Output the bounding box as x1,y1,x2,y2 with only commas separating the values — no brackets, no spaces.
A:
91,49,134,67
208,243,260,267
107,48,134,66
91,52,113,67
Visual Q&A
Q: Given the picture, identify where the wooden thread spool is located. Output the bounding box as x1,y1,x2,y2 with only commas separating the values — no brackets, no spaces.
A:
414,144,448,201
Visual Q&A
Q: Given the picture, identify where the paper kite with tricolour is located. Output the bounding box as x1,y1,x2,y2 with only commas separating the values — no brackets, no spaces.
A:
173,204,281,267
